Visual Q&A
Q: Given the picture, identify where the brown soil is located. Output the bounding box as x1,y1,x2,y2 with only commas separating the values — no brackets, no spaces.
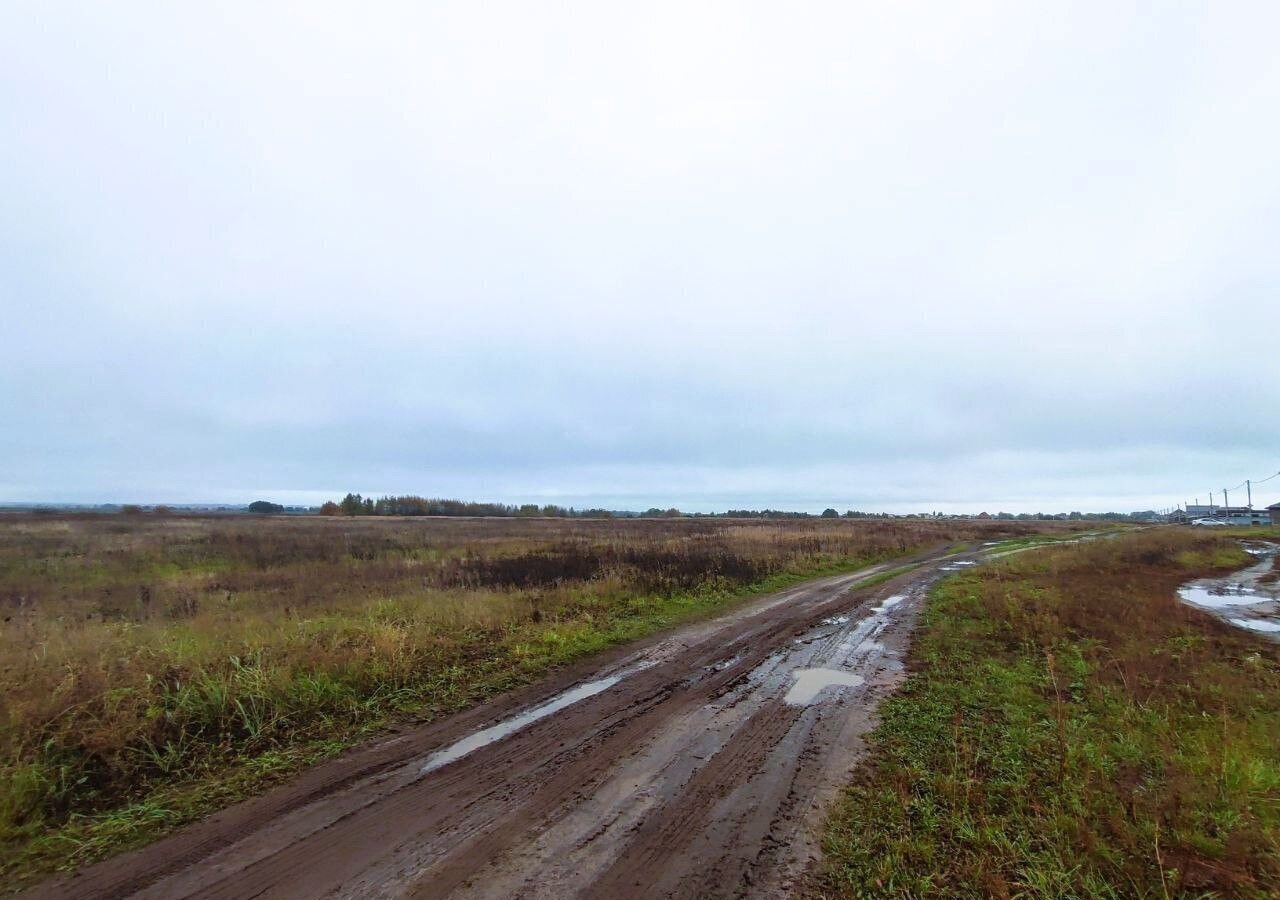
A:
22,547,970,900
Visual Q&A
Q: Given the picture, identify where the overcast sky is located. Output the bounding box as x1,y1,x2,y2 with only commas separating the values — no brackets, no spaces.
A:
2,2,1278,513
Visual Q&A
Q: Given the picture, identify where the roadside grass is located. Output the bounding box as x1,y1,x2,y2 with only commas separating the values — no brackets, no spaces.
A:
2,514,1062,888
1218,525,1280,540
814,528,1280,899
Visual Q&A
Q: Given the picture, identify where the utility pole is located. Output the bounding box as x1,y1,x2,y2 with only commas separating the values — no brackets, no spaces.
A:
1247,480,1253,509
1224,488,1229,518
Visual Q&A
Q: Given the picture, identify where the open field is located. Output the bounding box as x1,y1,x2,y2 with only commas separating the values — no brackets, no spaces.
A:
0,513,1092,886
814,526,1280,899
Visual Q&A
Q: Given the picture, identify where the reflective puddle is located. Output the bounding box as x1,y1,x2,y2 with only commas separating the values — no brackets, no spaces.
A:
783,668,866,705
1177,543,1280,637
872,594,905,614
418,661,653,774
1229,618,1280,633
1177,556,1280,609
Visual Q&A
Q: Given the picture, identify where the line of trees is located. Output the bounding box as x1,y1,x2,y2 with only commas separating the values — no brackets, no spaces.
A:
319,499,876,520
248,500,285,514
315,495,1161,521
721,509,825,519
320,494,616,518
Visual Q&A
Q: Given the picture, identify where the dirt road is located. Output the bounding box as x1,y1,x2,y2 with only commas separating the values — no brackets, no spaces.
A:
27,546,980,900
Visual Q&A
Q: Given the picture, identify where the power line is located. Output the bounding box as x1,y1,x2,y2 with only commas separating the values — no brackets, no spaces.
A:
1160,464,1279,521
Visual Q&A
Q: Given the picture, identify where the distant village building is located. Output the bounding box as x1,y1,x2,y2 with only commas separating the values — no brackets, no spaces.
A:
1167,505,1211,523
1181,504,1214,519
1172,504,1272,526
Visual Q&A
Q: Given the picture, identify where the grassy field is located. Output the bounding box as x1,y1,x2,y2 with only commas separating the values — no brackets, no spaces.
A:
814,527,1280,899
0,513,1090,884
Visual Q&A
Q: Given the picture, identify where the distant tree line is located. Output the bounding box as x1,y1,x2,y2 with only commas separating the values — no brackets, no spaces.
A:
6,501,1172,521
312,495,1163,521
720,509,826,519
320,494,616,518
248,500,285,514
718,510,901,519
639,507,686,518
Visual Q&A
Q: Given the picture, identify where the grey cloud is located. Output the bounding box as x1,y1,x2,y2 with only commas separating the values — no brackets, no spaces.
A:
2,1,1279,511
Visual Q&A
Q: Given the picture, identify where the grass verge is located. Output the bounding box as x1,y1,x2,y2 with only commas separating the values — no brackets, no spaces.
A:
814,527,1280,899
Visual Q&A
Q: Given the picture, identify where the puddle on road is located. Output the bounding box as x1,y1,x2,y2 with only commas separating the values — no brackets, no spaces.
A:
871,595,904,614
1177,554,1280,609
1229,618,1280,633
1178,581,1278,608
1177,544,1280,638
784,668,866,705
418,661,654,775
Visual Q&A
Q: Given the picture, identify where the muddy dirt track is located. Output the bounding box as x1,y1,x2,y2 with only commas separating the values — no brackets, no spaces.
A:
26,545,983,900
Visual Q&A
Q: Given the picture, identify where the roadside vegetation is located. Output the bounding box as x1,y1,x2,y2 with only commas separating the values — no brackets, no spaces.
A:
0,514,1087,884
815,527,1280,899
